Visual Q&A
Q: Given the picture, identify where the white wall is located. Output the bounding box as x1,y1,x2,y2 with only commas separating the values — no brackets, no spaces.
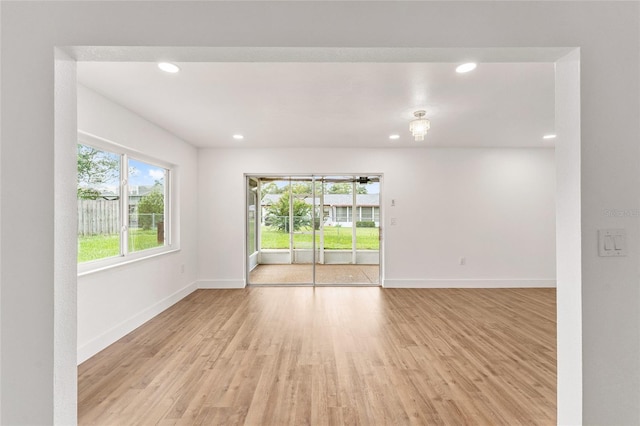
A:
53,49,79,425
198,148,556,289
76,86,199,363
0,2,638,425
555,48,583,424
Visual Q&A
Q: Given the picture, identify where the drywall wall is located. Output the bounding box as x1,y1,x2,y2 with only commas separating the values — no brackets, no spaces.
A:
0,2,3,421
53,48,78,425
76,86,199,363
197,148,556,289
555,48,583,424
0,1,638,425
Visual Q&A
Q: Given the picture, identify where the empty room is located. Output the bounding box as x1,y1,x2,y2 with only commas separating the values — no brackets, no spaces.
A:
76,58,557,424
1,2,639,426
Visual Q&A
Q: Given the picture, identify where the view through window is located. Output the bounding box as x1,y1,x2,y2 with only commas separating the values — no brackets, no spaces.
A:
77,142,169,264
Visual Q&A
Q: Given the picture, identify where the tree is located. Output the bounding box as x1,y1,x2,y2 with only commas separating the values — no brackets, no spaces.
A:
77,144,119,199
262,181,323,195
138,189,164,230
261,182,284,198
327,182,368,194
265,192,311,232
291,182,319,194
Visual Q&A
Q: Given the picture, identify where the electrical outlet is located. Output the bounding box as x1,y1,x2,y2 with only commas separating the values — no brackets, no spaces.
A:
181,264,185,273
459,257,466,266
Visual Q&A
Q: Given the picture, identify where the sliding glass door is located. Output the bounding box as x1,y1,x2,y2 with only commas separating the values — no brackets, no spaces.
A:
246,175,381,286
248,178,314,284
315,176,380,285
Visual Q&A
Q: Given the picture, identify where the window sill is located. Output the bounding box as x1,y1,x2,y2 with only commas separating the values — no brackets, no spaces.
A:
77,247,180,277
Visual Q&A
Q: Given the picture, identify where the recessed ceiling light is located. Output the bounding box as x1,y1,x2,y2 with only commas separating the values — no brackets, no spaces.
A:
456,63,477,73
157,62,180,73
543,134,557,140
389,134,400,140
233,134,244,140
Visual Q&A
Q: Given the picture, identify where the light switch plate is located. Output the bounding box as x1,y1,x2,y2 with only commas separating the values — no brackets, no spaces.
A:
598,228,627,257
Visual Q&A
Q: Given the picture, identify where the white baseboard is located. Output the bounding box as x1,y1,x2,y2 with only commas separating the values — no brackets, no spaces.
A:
197,279,246,289
382,279,556,288
77,281,198,364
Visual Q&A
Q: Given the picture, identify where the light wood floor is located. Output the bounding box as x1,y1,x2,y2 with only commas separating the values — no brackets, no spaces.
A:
78,288,556,425
249,264,380,285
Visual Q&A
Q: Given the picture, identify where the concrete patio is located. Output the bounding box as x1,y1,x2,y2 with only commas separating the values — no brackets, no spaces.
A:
249,264,380,285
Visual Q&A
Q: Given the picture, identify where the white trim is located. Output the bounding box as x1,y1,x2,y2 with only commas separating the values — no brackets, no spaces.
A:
77,248,180,277
77,281,197,364
382,279,556,288
120,152,130,256
77,130,177,274
197,279,246,289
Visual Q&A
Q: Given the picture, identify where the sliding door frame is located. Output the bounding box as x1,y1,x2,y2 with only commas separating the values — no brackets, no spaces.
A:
245,173,383,286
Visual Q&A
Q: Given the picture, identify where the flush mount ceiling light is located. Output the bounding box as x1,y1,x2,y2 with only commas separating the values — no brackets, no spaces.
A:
157,62,180,73
456,62,477,73
233,134,244,140
389,134,400,140
543,134,557,140
409,110,430,141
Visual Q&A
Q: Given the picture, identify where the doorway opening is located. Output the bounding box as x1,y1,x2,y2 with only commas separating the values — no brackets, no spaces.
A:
246,175,382,286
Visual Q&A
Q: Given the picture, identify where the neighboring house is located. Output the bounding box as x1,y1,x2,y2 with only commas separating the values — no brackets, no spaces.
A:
128,184,160,206
262,193,380,227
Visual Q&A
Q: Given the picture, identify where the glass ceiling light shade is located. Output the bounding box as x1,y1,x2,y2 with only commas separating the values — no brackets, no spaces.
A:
409,110,430,141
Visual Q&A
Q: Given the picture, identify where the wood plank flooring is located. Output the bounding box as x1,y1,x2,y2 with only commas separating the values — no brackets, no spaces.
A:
78,288,556,425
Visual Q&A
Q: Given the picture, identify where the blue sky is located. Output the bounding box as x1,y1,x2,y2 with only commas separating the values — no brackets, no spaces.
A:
129,158,165,187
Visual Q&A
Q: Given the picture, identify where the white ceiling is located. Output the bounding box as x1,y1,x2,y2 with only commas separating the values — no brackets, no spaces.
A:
77,61,555,149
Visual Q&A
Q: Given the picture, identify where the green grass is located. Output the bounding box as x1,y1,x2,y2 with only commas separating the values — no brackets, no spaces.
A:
79,226,378,263
78,229,163,263
261,226,379,250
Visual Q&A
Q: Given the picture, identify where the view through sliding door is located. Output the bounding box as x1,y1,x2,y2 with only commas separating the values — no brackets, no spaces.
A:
246,175,381,286
314,176,380,285
248,177,314,285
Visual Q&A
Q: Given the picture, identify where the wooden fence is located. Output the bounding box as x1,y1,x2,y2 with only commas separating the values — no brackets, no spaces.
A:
78,199,120,236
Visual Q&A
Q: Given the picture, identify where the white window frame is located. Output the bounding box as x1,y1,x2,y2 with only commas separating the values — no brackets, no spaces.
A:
77,131,177,276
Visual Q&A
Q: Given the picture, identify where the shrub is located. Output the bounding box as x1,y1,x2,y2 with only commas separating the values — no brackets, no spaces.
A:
78,187,101,200
138,190,164,230
356,221,376,228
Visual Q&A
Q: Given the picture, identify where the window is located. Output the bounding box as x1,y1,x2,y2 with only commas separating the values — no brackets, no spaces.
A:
77,135,172,269
360,206,373,221
128,158,167,254
336,206,351,222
